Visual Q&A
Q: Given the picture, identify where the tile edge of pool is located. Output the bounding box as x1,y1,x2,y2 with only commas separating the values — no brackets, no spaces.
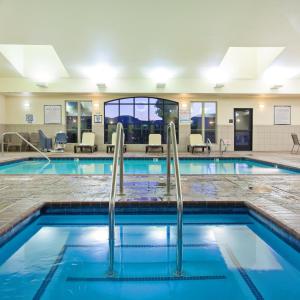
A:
1,201,300,253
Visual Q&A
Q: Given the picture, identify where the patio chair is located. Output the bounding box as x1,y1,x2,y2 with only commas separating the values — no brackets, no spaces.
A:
5,133,23,152
54,132,68,152
74,132,97,153
291,133,300,153
146,134,163,153
38,130,53,152
187,134,211,154
106,132,127,153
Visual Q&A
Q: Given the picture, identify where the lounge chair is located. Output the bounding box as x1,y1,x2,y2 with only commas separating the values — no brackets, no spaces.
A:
106,132,127,153
291,133,300,153
146,134,163,153
187,134,211,154
74,132,97,153
38,130,53,152
54,132,68,152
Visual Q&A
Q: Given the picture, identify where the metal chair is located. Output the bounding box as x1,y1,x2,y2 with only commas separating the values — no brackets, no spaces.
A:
291,133,300,153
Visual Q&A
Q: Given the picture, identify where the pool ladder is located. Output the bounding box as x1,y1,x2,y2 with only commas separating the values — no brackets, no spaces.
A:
108,123,124,277
107,122,183,277
166,122,184,276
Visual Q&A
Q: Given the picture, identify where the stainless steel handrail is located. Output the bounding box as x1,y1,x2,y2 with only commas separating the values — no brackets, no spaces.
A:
219,138,225,154
166,122,183,276
219,138,228,155
1,132,50,162
108,122,124,277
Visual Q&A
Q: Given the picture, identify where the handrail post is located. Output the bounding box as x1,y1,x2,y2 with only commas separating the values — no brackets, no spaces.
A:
166,122,183,276
119,127,124,195
166,126,171,196
108,122,124,277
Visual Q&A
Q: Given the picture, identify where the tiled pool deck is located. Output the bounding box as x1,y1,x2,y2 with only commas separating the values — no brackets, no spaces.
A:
1,151,300,245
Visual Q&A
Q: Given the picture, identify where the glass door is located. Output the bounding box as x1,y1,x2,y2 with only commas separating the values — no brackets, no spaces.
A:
234,108,253,151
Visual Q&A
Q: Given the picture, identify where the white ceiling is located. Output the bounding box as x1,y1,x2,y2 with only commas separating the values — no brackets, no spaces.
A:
0,0,300,94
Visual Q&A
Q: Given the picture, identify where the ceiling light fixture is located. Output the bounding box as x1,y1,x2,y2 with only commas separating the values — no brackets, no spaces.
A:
156,83,166,89
36,82,48,88
97,83,107,89
270,84,283,90
214,83,225,89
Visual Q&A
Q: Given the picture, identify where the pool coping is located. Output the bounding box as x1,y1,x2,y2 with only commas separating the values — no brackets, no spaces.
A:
1,156,300,175
1,200,300,252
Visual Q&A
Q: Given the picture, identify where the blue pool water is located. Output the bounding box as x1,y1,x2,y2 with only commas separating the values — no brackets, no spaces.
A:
0,213,300,299
0,158,298,175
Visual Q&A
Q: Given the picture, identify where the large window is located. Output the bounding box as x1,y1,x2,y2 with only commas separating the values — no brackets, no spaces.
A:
104,97,179,144
66,101,92,143
191,102,216,143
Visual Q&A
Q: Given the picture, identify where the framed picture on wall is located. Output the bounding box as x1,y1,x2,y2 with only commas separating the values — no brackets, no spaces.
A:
94,114,102,123
274,105,291,125
44,105,62,124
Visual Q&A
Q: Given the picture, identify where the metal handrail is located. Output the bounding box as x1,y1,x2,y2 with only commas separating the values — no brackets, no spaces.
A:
219,138,230,155
166,122,183,276
1,132,50,162
108,122,124,277
219,138,225,154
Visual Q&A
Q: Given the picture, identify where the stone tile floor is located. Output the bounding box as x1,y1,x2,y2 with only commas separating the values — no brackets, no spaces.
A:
0,151,300,241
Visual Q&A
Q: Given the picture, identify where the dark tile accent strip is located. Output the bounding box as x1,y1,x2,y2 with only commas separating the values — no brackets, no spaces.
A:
67,275,226,282
225,245,264,300
33,245,67,300
37,221,253,226
65,243,216,248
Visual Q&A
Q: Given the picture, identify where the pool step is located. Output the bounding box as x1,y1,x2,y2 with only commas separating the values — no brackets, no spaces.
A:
66,274,226,282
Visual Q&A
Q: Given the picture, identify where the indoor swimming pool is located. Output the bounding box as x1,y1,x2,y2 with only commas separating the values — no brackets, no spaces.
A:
0,212,300,299
0,158,298,175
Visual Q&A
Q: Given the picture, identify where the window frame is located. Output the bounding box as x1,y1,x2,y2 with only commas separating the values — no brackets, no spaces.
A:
104,97,179,144
65,100,92,143
190,101,217,144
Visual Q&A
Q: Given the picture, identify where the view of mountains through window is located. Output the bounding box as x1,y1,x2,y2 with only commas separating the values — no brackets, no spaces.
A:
104,97,179,144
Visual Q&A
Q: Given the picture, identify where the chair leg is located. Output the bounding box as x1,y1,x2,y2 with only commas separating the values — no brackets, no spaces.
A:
291,145,295,153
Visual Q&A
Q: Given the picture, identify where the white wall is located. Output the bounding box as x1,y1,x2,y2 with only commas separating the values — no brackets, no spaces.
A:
0,95,5,124
2,93,300,151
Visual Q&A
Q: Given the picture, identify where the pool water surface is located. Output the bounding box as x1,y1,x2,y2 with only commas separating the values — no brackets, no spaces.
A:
0,213,300,299
0,158,297,175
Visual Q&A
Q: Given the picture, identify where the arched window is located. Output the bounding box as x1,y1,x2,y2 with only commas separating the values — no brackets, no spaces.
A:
104,97,179,144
